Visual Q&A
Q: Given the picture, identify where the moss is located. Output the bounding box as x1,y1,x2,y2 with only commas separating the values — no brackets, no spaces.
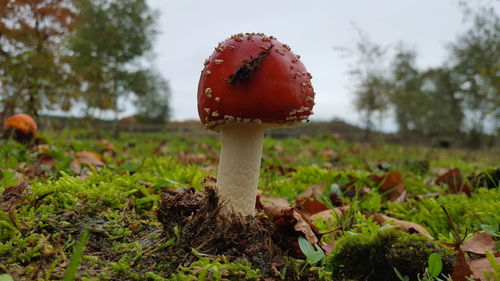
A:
329,228,455,281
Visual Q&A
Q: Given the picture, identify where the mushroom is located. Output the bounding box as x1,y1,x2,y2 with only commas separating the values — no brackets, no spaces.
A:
197,33,315,216
3,113,38,143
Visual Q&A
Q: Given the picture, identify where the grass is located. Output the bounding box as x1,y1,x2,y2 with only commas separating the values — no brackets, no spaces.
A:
0,131,498,280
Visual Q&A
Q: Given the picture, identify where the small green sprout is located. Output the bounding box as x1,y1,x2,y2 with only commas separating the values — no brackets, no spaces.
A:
298,236,325,264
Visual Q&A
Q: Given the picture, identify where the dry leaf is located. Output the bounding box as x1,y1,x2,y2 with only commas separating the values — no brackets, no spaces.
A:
70,151,105,176
296,184,324,200
365,212,433,239
469,256,500,281
310,207,346,222
295,199,329,217
292,210,319,245
436,168,472,196
462,233,496,255
154,140,169,155
370,171,406,201
0,181,32,228
256,195,291,218
451,249,476,281
25,153,56,178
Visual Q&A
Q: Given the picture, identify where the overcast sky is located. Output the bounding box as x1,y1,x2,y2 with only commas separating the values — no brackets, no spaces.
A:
142,0,496,130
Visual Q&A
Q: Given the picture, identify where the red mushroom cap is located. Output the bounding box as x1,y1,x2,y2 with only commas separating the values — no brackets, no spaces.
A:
3,113,38,136
197,33,315,131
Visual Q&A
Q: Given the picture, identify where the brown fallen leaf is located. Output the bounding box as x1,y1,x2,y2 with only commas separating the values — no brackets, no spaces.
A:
153,140,169,155
321,148,339,160
176,151,207,164
97,138,116,157
97,138,115,152
469,256,500,281
0,181,32,228
309,207,347,222
70,151,105,176
296,184,324,200
25,153,56,178
256,195,291,218
370,171,406,201
292,209,319,245
263,165,297,176
451,249,477,281
462,233,496,256
436,168,472,196
364,212,433,239
295,199,329,217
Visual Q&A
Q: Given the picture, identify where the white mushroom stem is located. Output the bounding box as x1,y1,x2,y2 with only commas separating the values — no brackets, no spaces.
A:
217,122,267,216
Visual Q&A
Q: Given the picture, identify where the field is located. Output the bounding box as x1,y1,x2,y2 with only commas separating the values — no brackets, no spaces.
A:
0,130,499,281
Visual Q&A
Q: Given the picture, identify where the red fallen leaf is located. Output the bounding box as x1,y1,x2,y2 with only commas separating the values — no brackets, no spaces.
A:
369,171,406,201
469,256,500,281
436,168,472,196
452,249,477,281
296,184,324,200
0,181,32,228
364,212,433,239
295,199,329,217
461,233,496,256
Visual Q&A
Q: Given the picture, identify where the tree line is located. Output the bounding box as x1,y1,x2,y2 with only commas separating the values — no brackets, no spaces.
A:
346,4,499,147
0,0,170,125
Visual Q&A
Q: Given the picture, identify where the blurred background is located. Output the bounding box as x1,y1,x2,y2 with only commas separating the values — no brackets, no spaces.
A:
0,0,498,148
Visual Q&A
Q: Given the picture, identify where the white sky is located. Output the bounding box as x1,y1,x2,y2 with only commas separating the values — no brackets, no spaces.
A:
140,0,496,130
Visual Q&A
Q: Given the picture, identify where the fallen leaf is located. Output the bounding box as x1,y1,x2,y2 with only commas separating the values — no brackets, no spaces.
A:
370,171,406,201
70,151,105,176
176,151,207,164
321,243,334,254
153,140,169,155
97,138,116,157
25,153,56,178
76,151,105,166
451,249,476,281
263,165,297,176
97,138,115,152
469,256,500,281
292,210,319,245
309,207,347,222
295,199,329,217
364,212,433,239
296,184,324,200
0,181,32,228
321,148,339,160
462,233,496,255
436,168,472,196
256,195,291,218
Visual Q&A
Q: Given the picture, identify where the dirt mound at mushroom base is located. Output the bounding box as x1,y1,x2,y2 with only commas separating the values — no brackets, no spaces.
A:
157,187,289,276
